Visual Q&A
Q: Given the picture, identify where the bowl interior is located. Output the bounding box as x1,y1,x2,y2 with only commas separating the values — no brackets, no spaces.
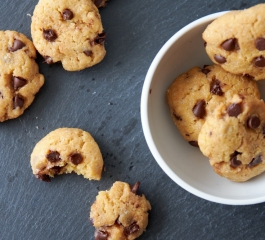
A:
141,12,265,205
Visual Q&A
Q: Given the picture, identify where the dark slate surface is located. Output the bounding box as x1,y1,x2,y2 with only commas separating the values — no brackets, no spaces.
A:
1,0,265,239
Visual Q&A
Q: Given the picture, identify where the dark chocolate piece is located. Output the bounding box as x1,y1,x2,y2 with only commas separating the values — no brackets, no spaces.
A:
84,50,93,57
227,103,242,117
248,155,262,168
70,153,83,165
13,95,24,109
10,39,25,52
221,38,237,51
62,9,74,20
46,151,61,162
13,76,27,90
94,230,108,240
35,174,51,182
192,100,206,118
131,181,140,194
247,116,260,129
189,141,199,147
43,29,58,42
254,56,265,67
255,38,265,51
214,54,226,64
124,222,140,236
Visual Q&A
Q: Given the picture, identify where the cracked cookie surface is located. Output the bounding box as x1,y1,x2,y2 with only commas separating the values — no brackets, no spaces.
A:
30,128,103,182
0,30,44,122
90,181,151,240
31,0,106,71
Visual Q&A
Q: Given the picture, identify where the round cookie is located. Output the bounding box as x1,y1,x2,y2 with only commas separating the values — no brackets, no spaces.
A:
0,30,44,122
31,0,106,71
203,4,265,81
90,181,151,240
166,64,260,145
198,95,265,182
30,128,103,182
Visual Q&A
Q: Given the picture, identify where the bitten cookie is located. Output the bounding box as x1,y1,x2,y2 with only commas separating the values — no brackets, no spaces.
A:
166,65,260,145
31,0,106,71
0,31,44,122
90,181,151,240
30,128,103,182
203,4,265,81
198,95,265,182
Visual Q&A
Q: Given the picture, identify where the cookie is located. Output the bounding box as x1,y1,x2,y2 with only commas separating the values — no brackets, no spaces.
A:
93,0,109,8
198,95,265,182
203,4,265,81
166,64,260,145
31,0,106,71
0,31,44,122
30,128,103,182
90,181,151,240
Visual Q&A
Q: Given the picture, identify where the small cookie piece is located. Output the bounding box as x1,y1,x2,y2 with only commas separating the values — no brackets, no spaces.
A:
166,65,260,145
31,128,103,181
0,31,44,122
92,0,109,8
198,95,265,182
203,4,265,80
90,181,151,240
31,0,106,71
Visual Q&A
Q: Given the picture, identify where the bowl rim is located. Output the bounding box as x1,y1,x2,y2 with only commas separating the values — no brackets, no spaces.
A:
140,11,265,205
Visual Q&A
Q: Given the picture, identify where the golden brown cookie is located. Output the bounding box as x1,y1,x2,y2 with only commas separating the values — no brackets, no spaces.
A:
0,30,44,122
31,0,106,71
166,65,260,145
30,128,103,182
90,181,151,240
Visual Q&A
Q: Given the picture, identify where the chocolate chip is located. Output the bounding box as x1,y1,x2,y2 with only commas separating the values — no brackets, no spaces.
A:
70,153,83,165
221,38,237,51
201,67,210,75
94,32,106,45
43,29,58,42
44,56,53,64
204,42,207,47
214,54,226,64
131,181,140,194
254,56,265,67
192,100,206,118
13,76,27,90
84,50,93,57
173,113,182,121
46,151,61,162
189,141,199,147
52,166,62,175
35,174,51,182
124,222,140,236
248,155,262,168
247,116,260,129
93,0,103,7
94,230,108,240
243,73,254,79
230,155,242,168
255,38,265,51
227,103,242,117
210,79,223,96
62,9,74,20
10,39,25,52
13,95,24,109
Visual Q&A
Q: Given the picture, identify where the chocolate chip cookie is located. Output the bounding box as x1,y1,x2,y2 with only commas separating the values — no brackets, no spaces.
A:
198,95,265,182
0,31,44,122
31,0,106,71
90,181,151,240
30,128,103,182
166,65,260,145
203,4,265,80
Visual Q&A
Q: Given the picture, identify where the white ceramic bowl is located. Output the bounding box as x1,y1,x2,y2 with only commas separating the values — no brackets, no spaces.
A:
141,12,265,205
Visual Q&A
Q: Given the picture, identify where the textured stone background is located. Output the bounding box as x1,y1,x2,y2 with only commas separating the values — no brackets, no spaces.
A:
1,0,265,239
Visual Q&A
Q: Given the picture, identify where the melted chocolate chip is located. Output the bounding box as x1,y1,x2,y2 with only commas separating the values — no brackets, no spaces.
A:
173,113,182,121
214,54,226,64
10,39,25,52
124,222,140,236
243,73,254,79
201,68,210,75
94,230,108,240
254,56,265,67
247,116,260,129
43,29,58,42
70,153,83,165
131,181,140,194
93,0,103,7
227,103,242,117
189,141,199,147
248,155,262,168
62,9,74,20
210,79,223,96
255,38,265,51
44,56,53,64
221,38,237,51
13,76,27,90
192,100,206,118
35,174,51,182
230,155,242,168
13,95,24,109
46,151,61,162
84,50,93,57
94,32,106,45
52,166,62,175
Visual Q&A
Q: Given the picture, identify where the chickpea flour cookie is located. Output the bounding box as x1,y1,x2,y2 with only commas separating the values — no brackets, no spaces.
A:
93,0,109,8
198,95,265,182
30,128,103,182
203,4,265,81
0,31,44,122
90,181,151,240
166,65,260,145
31,0,106,71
